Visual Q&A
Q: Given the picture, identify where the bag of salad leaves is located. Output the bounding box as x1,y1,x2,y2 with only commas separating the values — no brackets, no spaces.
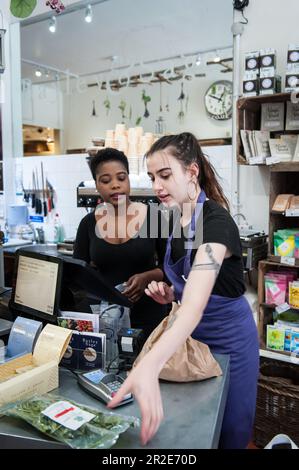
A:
0,393,139,449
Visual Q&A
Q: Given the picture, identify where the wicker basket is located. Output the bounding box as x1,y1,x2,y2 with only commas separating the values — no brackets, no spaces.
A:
253,360,299,448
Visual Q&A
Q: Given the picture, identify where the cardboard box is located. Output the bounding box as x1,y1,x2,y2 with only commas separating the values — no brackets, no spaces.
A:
245,51,260,73
287,44,299,65
0,324,72,406
243,71,259,96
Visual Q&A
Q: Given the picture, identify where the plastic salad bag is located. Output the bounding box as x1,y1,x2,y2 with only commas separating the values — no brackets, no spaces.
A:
0,393,139,449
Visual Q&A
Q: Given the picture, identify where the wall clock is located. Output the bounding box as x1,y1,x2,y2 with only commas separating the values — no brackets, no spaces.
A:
204,80,233,121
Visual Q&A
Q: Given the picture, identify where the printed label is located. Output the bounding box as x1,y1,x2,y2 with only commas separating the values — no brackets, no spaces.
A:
275,303,291,314
281,256,296,266
42,401,95,431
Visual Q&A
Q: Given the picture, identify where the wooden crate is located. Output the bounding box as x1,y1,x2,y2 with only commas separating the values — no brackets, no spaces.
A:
258,259,299,354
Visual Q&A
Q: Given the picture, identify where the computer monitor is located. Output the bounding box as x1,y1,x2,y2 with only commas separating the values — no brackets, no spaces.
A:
10,250,62,322
59,256,132,311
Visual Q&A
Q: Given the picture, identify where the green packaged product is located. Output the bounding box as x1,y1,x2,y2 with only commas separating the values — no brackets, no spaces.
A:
274,229,299,257
0,394,139,449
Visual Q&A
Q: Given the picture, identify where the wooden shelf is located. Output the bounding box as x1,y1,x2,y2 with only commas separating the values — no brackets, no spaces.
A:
236,92,299,165
270,162,299,172
270,211,299,217
260,347,299,364
267,255,299,267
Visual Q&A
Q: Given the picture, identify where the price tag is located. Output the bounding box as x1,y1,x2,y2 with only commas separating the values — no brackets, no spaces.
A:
285,209,299,217
266,156,281,165
281,256,296,266
275,303,290,314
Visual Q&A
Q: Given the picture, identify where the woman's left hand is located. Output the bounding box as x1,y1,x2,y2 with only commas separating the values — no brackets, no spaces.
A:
123,273,149,303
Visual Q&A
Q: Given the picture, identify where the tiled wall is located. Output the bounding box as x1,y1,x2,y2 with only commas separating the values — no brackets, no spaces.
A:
15,145,232,242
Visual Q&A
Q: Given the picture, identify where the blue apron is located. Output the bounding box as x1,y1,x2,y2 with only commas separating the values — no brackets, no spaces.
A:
164,191,259,449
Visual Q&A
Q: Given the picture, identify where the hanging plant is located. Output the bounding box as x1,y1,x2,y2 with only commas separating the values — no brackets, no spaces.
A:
142,89,151,118
10,0,65,18
178,82,186,101
135,117,142,126
118,100,127,120
178,101,185,123
185,94,189,114
103,97,111,116
129,105,132,121
91,100,97,117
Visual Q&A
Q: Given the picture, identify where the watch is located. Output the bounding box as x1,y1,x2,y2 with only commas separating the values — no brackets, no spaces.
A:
204,80,233,121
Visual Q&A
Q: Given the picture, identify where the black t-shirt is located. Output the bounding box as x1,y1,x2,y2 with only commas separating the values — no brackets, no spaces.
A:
73,205,168,338
171,200,245,298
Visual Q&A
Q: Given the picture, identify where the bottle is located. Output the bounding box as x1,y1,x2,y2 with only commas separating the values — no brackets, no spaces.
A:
53,213,63,243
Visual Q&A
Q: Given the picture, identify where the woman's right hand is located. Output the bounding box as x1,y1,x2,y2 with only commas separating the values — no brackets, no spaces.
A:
145,281,175,304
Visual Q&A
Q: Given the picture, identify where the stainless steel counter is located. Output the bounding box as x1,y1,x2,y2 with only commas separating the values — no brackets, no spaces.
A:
0,353,229,449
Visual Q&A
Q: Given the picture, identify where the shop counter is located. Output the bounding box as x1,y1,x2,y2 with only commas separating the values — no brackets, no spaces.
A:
0,353,229,449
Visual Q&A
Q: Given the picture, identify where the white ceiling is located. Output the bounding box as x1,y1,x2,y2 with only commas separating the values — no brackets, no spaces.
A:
20,0,233,82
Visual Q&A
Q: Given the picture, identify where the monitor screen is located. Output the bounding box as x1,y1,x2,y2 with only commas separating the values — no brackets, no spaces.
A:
10,250,62,321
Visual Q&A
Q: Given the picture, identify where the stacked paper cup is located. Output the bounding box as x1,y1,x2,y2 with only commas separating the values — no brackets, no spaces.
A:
138,132,154,172
127,126,143,174
105,129,115,148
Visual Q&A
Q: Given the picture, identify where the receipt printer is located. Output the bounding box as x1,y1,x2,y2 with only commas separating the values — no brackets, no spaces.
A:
117,327,144,370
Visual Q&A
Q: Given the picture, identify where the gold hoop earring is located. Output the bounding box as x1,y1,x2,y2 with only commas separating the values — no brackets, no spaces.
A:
187,180,198,201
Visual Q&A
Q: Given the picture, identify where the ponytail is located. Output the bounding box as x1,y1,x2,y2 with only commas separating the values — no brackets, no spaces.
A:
146,132,230,211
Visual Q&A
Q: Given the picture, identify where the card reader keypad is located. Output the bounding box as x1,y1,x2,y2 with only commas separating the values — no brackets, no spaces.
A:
107,381,122,393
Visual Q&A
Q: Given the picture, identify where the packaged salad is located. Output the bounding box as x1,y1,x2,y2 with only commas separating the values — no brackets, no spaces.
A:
0,393,139,449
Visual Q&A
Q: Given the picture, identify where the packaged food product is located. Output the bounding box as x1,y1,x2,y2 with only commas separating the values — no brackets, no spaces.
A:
0,394,139,449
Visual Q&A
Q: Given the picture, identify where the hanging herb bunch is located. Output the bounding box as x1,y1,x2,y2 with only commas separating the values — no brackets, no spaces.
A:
91,100,97,117
142,89,151,118
10,0,65,18
118,100,127,121
177,82,186,123
103,97,111,116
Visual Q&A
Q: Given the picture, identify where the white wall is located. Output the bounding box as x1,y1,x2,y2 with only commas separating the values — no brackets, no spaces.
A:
22,81,64,130
235,0,299,232
63,72,232,152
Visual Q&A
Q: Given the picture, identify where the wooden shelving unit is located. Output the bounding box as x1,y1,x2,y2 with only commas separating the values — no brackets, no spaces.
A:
237,94,299,362
237,93,299,165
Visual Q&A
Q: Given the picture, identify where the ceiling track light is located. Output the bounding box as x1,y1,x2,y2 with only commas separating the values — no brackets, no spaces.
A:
35,69,42,77
49,16,57,33
195,54,202,66
85,4,93,23
213,50,221,63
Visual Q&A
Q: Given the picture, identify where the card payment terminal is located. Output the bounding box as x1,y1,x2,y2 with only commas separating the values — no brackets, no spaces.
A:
77,369,133,407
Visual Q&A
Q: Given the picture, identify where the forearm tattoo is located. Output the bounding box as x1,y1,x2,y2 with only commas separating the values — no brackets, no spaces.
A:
191,244,221,278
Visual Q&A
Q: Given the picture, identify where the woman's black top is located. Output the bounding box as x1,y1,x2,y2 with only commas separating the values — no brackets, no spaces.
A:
171,200,245,298
74,205,168,338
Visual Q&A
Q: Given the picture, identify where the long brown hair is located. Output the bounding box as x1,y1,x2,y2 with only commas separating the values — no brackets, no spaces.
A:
146,132,230,211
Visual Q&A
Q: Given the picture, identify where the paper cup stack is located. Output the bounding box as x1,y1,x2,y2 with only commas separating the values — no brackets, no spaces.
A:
127,126,143,174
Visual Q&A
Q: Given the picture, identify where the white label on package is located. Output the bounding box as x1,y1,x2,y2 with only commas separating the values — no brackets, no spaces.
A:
121,337,133,353
281,256,296,266
42,401,95,431
275,303,290,314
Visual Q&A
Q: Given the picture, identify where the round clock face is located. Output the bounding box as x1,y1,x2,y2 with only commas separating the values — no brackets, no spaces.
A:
261,56,272,67
261,78,272,89
290,51,299,62
247,58,258,69
204,81,233,121
245,81,254,92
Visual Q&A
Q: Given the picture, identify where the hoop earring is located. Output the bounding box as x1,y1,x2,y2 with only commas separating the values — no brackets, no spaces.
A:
187,180,198,201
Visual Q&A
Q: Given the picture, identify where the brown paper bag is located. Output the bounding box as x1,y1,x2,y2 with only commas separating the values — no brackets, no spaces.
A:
134,303,222,382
